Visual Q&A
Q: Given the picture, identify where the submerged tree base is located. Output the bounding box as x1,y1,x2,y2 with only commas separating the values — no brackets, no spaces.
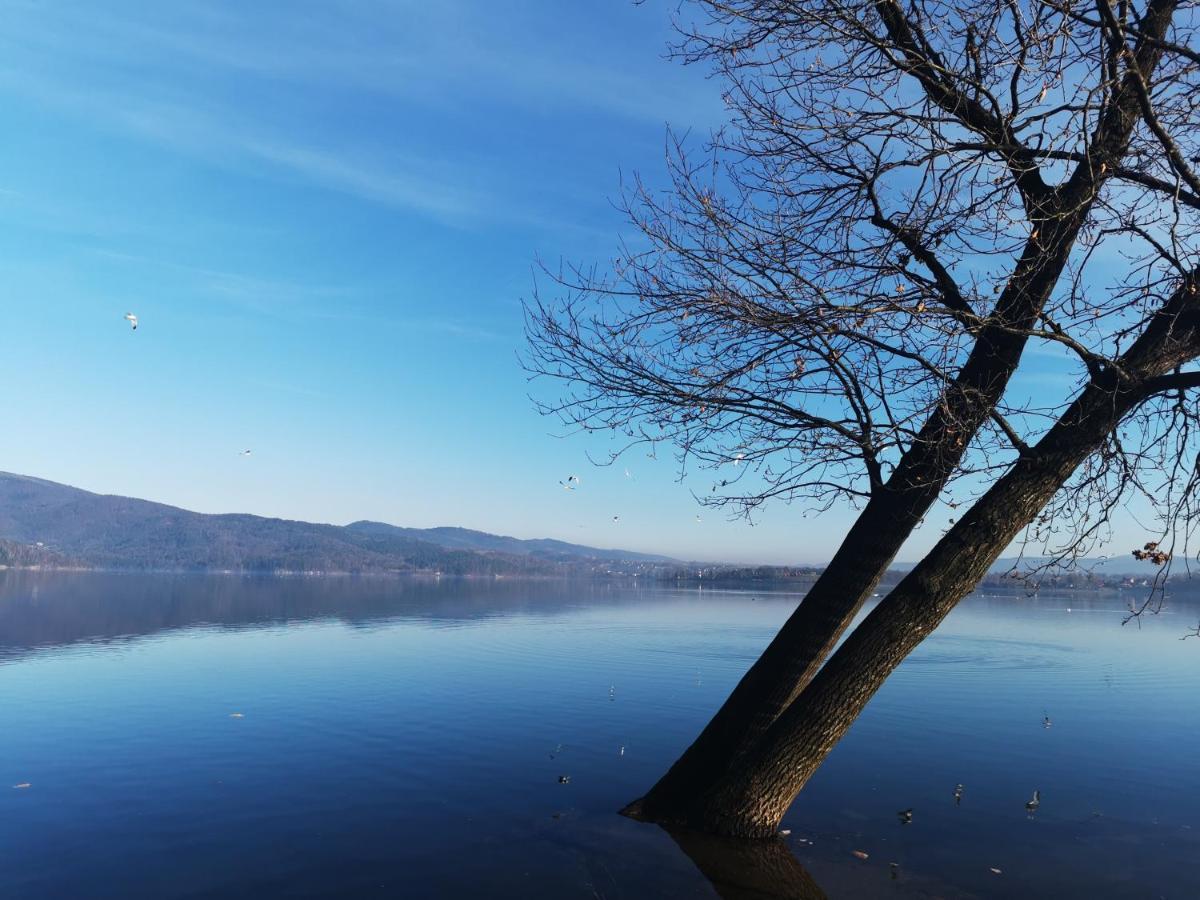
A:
619,797,648,821
620,796,785,841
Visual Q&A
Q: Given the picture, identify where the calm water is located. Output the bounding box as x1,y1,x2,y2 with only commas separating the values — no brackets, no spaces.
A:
1,573,1197,899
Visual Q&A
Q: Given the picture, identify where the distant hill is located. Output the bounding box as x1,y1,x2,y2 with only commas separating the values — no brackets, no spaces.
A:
345,521,673,563
0,472,676,575
0,472,1170,589
987,555,1156,578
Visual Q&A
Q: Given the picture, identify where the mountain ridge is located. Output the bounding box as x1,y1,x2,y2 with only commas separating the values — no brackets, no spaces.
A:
343,520,673,563
0,472,678,574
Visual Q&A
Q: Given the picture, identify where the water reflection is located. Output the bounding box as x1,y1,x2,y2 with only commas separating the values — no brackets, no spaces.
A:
666,828,828,900
0,571,653,660
0,572,1197,898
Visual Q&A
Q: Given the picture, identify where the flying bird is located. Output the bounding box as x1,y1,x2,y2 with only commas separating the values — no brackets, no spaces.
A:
897,808,913,824
239,449,252,457
124,312,138,330
954,783,964,805
612,515,620,522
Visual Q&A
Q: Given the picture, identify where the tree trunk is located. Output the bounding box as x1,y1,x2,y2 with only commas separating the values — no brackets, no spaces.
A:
629,203,1096,821
679,281,1200,837
689,388,1137,834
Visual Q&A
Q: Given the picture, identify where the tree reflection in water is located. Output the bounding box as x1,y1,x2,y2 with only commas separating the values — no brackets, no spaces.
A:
665,826,827,900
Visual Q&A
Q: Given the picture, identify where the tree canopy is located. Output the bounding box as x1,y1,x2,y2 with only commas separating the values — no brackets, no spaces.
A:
528,0,1200,572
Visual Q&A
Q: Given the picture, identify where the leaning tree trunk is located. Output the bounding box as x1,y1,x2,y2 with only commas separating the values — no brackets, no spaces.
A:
625,0,1179,820
631,196,1106,821
678,281,1200,838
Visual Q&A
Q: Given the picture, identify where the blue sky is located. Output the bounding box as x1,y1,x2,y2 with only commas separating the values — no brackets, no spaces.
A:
0,0,1147,565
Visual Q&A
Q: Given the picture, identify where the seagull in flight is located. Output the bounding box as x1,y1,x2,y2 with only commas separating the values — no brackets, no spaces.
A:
612,515,620,523
239,449,252,457
123,312,138,330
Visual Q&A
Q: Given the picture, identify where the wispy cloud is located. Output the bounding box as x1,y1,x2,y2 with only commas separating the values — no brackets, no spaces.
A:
83,248,511,341
0,66,636,237
402,317,510,343
83,248,357,318
0,1,722,233
241,140,485,224
0,1,719,126
0,69,497,227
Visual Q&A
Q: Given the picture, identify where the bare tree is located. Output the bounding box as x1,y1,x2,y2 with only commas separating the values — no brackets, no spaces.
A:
525,0,1200,838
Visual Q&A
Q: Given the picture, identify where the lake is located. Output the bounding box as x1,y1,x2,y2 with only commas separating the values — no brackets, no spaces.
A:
1,572,1197,898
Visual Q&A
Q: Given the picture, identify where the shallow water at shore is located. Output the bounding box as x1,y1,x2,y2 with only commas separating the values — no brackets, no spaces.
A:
1,572,1197,898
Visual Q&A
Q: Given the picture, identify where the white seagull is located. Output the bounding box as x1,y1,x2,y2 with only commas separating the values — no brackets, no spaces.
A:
124,312,138,330
239,449,252,457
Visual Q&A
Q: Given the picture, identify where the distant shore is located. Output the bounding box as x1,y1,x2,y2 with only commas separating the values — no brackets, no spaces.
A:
1,563,1191,598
